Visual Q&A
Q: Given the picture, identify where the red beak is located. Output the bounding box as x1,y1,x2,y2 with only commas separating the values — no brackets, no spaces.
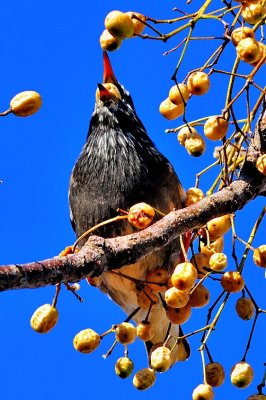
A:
103,51,118,85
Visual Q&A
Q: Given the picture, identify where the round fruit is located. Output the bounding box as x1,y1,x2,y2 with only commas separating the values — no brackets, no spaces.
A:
253,245,266,267
200,236,224,258
115,322,137,344
256,155,266,176
169,83,190,105
187,71,210,95
150,346,171,372
133,368,156,390
166,304,192,324
220,271,245,293
137,321,154,341
165,286,190,308
188,285,210,308
231,361,254,388
231,27,255,46
99,29,122,52
10,90,42,117
126,12,146,36
73,328,100,353
236,37,261,64
159,97,184,120
177,126,197,146
241,3,266,25
235,297,255,320
251,41,266,66
185,187,204,206
115,356,134,378
145,268,168,292
192,383,214,400
205,362,225,387
206,215,231,239
105,10,134,39
184,133,206,157
204,115,229,141
96,82,121,102
171,262,198,291
128,202,155,229
30,304,58,333
209,252,227,271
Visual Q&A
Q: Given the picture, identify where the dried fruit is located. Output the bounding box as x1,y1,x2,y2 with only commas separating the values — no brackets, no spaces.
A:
188,285,210,308
165,286,190,308
209,252,227,271
236,37,261,64
126,12,146,35
115,356,134,378
253,245,266,267
184,132,206,157
99,29,122,52
185,187,204,207
30,304,58,333
191,252,210,277
241,2,266,25
96,82,121,102
169,83,190,105
256,155,266,176
10,91,42,117
177,126,197,146
192,383,214,400
204,116,229,141
133,368,156,390
137,321,154,341
231,27,255,46
145,268,168,292
187,71,210,95
205,362,225,387
235,297,255,320
159,97,184,120
166,304,192,324
73,328,100,353
150,346,172,372
221,271,245,293
105,10,134,39
115,322,137,344
128,202,155,229
171,262,198,291
200,236,224,258
206,215,231,240
231,361,254,388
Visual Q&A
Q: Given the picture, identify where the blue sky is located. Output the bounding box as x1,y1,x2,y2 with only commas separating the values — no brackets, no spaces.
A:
0,1,265,399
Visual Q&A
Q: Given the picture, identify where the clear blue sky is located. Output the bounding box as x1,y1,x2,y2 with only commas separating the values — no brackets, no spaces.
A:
0,1,265,399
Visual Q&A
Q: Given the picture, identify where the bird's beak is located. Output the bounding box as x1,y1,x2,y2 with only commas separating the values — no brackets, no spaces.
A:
103,51,118,85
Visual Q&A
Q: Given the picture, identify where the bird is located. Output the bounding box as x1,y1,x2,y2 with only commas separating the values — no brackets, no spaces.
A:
68,51,189,364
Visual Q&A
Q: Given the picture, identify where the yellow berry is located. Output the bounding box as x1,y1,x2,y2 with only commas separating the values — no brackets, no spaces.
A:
159,97,184,120
165,286,190,308
169,83,190,105
231,26,255,46
256,155,266,176
30,304,58,333
231,361,254,388
205,362,225,387
235,297,255,320
115,356,134,379
128,202,155,229
150,346,172,372
221,271,245,293
136,321,154,341
236,37,261,64
145,268,168,292
177,126,197,146
133,368,156,390
207,215,231,240
253,245,266,268
166,304,192,324
209,252,227,271
250,41,266,66
126,12,146,35
99,29,122,52
73,328,100,353
105,10,134,39
192,383,214,400
200,236,224,258
184,133,206,157
241,2,266,25
188,285,210,308
10,91,42,117
187,72,210,95
115,322,137,344
171,262,198,291
204,116,229,141
185,187,204,206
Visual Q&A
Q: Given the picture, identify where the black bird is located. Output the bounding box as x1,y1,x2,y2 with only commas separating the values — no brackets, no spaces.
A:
69,52,188,363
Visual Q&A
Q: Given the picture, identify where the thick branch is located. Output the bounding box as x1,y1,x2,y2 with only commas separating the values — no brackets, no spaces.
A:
0,99,265,292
